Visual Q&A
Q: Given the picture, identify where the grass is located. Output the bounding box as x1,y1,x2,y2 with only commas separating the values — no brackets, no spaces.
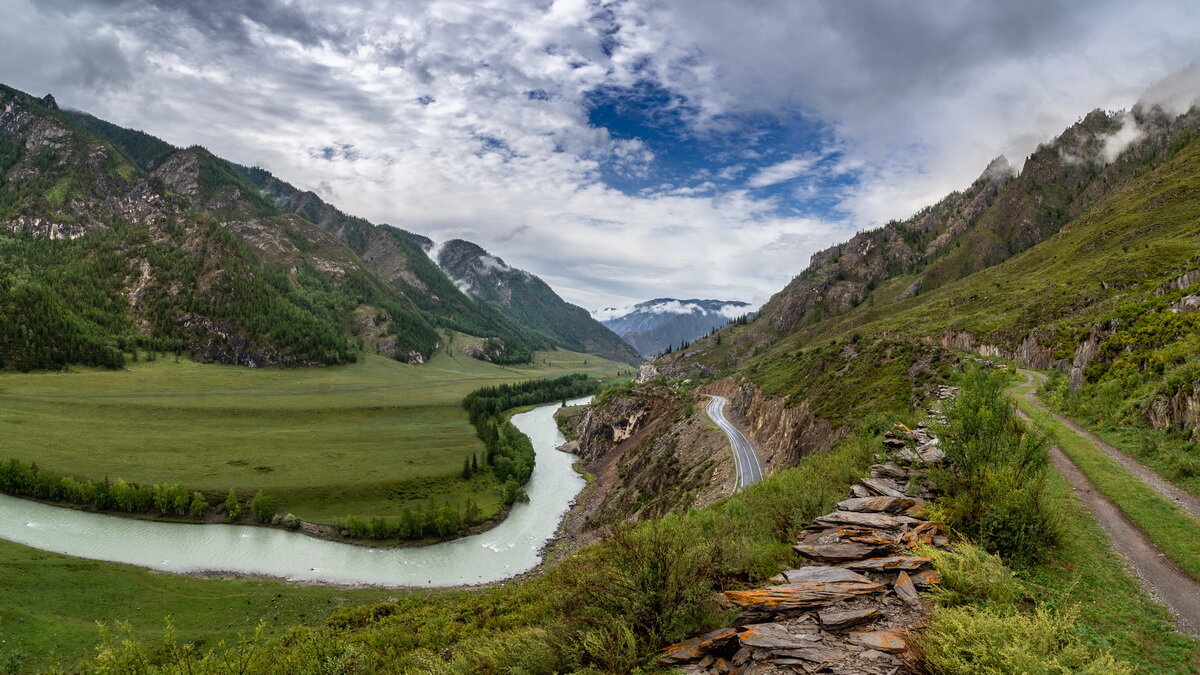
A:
1023,465,1199,672
0,539,394,673
0,342,625,524
1011,376,1200,582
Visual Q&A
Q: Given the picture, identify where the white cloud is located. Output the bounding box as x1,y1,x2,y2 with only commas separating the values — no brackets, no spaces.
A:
746,155,819,188
2,0,1200,311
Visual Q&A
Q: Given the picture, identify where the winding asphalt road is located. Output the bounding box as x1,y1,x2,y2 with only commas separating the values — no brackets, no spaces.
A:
706,395,764,489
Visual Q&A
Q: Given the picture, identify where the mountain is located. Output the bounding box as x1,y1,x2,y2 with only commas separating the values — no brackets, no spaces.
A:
433,239,641,366
655,99,1200,440
0,83,626,370
594,298,750,357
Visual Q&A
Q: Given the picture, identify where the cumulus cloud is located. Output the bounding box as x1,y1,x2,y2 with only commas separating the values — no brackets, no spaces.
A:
2,0,1200,311
746,155,819,188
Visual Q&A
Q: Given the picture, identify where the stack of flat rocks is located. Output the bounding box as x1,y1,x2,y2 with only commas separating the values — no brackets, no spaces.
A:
661,390,959,674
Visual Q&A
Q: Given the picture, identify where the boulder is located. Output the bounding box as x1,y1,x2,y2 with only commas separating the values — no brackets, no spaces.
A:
836,496,916,514
723,580,884,611
848,484,873,498
817,606,880,631
841,556,932,572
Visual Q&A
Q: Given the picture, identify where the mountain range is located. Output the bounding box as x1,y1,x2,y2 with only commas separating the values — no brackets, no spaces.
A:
0,84,641,371
593,298,750,357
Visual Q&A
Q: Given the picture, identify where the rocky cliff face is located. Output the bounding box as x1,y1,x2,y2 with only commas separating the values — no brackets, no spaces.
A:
755,106,1195,340
701,378,838,471
566,384,735,536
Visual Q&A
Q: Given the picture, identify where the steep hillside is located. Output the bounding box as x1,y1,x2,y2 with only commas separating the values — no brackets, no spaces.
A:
662,101,1200,442
595,298,750,357
0,83,631,370
434,239,642,365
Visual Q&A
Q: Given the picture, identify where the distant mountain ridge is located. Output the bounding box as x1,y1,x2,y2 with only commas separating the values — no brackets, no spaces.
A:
433,239,642,365
595,298,750,357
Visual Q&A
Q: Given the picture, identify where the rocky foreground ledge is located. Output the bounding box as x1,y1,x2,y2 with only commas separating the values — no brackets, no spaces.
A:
661,385,959,674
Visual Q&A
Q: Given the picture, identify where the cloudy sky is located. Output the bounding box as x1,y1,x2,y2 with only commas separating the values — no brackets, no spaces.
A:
3,1,1200,309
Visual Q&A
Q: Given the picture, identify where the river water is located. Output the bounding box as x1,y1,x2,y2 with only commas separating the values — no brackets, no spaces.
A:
0,396,590,587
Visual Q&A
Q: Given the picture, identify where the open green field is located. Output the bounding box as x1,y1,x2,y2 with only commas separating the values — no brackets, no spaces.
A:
0,538,395,673
0,339,626,524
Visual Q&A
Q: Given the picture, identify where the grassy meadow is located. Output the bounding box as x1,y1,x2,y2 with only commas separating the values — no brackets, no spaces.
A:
0,538,396,673
0,339,627,524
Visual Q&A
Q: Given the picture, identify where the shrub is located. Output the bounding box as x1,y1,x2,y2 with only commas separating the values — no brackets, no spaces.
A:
922,543,1024,608
933,368,1058,567
187,491,208,518
225,489,241,520
251,490,275,523
920,605,1133,674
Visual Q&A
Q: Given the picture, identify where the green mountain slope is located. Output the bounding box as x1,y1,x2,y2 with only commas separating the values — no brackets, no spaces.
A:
665,102,1200,440
0,83,627,370
435,239,642,366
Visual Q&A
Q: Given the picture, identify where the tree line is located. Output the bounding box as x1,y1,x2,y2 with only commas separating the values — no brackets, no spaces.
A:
338,499,485,541
0,458,279,523
462,374,599,504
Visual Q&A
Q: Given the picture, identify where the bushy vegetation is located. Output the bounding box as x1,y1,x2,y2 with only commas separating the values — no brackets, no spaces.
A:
931,368,1058,566
338,500,484,540
0,458,197,517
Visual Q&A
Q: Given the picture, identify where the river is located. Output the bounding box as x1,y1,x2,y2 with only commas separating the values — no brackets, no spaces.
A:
0,396,590,587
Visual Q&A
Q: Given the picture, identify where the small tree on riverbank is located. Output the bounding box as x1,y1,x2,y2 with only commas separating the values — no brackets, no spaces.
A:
251,490,276,523
225,489,242,520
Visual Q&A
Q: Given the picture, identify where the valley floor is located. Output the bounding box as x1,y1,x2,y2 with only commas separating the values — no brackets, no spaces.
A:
0,344,625,526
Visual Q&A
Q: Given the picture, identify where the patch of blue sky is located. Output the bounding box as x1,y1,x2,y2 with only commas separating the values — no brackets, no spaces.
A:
583,81,860,219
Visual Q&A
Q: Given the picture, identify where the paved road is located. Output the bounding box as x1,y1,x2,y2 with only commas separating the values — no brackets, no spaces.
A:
1010,370,1200,636
706,395,763,489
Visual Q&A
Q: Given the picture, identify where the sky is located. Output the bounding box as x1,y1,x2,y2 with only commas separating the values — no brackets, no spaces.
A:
3,1,1200,309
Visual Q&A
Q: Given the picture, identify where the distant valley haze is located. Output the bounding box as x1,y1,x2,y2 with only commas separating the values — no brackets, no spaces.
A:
3,0,1200,309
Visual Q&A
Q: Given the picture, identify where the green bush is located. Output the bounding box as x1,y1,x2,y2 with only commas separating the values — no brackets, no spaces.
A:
922,543,1024,608
921,605,1132,674
225,489,242,520
933,368,1058,566
251,490,276,523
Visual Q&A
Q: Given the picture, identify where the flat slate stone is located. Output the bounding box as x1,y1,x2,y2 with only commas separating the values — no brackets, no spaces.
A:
817,606,880,631
848,484,873,498
849,629,908,654
737,622,805,650
836,496,916,514
861,478,908,499
724,579,884,611
869,462,908,480
841,556,932,572
793,541,878,562
659,627,740,664
780,567,874,585
893,571,922,608
814,511,920,530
